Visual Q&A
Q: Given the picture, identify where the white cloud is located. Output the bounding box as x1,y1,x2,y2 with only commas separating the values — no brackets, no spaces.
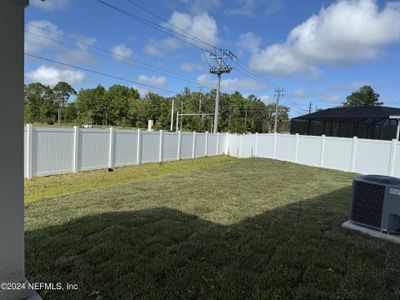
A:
144,38,180,56
166,11,218,46
25,20,62,52
145,11,218,56
196,74,265,91
180,63,202,72
260,95,271,103
30,0,70,11
112,44,134,61
137,75,166,87
178,0,221,13
72,35,97,51
250,0,400,76
58,35,97,65
225,0,284,17
237,32,262,53
291,89,311,99
26,65,86,87
58,51,96,65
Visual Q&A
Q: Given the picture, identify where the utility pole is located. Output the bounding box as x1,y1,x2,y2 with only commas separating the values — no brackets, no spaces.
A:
308,101,312,114
199,87,202,113
244,106,248,132
175,111,179,132
180,99,183,130
274,88,284,133
205,48,234,133
170,98,175,131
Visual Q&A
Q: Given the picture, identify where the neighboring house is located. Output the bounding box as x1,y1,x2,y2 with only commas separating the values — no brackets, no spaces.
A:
291,106,400,141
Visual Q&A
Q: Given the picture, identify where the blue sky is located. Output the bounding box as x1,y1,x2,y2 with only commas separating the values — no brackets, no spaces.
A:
25,0,400,116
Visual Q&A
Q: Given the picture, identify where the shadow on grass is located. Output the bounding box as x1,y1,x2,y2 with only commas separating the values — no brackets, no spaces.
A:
26,187,400,300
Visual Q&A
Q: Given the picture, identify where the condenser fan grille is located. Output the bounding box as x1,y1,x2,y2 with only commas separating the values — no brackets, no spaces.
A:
350,181,385,229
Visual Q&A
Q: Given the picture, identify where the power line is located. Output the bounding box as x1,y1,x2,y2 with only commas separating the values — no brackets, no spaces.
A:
25,53,178,95
25,23,216,90
274,88,284,133
125,0,215,49
96,0,282,91
95,0,211,50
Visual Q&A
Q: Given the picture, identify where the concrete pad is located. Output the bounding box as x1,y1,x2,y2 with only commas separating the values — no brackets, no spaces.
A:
342,220,400,245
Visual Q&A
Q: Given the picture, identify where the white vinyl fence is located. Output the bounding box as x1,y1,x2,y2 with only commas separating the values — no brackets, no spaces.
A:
24,125,400,179
228,133,400,178
24,125,226,178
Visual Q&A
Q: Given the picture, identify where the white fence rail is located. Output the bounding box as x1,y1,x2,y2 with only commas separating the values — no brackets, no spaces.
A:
24,125,400,179
24,125,227,178
228,133,400,178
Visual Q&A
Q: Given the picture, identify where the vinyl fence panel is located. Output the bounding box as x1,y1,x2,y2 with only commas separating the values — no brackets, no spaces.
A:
180,132,194,159
297,136,323,167
323,137,353,172
255,134,274,158
354,139,392,176
275,134,297,162
114,130,137,167
207,133,218,156
163,132,179,161
79,129,109,171
33,127,74,176
141,131,160,164
218,133,227,155
240,134,257,158
195,133,206,158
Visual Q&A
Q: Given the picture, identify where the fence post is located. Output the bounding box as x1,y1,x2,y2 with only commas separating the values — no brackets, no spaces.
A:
273,132,277,159
177,131,181,160
350,136,358,172
136,129,142,165
388,139,397,176
320,135,326,167
225,132,229,155
294,133,299,163
216,132,220,155
72,126,80,173
254,133,259,157
205,131,208,156
159,130,163,163
26,124,33,179
192,131,196,159
108,127,115,170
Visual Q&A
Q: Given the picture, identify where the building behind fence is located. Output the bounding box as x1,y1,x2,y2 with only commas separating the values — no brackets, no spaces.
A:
24,124,400,179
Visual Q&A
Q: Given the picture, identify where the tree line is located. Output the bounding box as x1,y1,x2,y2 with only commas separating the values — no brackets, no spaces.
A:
24,82,290,133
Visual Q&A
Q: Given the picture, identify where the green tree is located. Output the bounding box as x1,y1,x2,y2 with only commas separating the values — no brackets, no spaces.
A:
106,85,139,126
24,83,56,124
53,82,77,125
63,102,78,123
342,86,382,107
75,85,107,125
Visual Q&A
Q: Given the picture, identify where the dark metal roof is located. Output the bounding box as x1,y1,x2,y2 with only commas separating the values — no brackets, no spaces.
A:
293,106,400,120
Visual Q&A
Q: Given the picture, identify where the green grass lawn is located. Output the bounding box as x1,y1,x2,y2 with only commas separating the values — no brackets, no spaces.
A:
25,157,400,299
